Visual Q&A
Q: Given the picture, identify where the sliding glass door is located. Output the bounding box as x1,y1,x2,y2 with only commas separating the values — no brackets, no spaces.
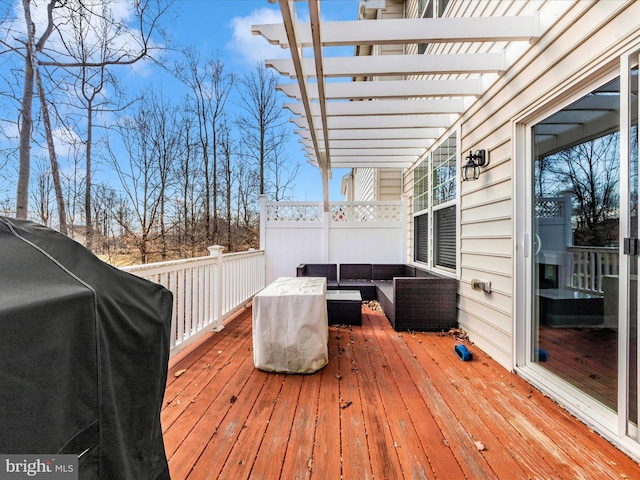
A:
530,75,622,413
522,51,640,447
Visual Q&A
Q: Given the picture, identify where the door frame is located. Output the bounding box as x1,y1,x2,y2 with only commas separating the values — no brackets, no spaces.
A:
513,49,640,456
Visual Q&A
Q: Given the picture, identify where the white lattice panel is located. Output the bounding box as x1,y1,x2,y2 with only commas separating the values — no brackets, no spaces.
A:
266,204,323,222
330,204,401,222
535,199,564,218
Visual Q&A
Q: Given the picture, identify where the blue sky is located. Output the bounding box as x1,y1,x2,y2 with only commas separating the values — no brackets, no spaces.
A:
0,0,360,206
161,0,359,201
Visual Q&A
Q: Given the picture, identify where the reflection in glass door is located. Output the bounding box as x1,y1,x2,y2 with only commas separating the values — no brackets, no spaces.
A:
623,60,638,432
531,77,621,413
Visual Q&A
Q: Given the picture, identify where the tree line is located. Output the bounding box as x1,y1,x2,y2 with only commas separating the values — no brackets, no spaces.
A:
0,0,298,264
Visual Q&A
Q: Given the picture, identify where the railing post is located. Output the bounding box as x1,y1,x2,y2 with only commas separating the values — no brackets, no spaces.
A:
208,245,225,332
401,194,409,263
562,191,573,247
260,195,267,251
323,210,330,263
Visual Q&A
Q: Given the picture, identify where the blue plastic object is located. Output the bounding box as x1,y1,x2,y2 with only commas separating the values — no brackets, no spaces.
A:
454,344,473,361
537,349,548,362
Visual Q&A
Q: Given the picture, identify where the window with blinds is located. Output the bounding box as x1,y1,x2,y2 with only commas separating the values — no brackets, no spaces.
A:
412,132,457,271
435,206,456,269
414,213,429,264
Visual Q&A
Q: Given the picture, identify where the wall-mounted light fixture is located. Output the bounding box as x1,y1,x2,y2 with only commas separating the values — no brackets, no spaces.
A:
461,150,487,181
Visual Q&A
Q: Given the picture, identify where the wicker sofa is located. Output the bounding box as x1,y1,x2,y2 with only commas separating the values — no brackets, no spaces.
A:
336,263,377,300
296,262,457,331
372,264,457,331
295,263,339,289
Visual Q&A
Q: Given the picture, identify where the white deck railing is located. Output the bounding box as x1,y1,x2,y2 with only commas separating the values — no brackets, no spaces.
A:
122,247,265,357
568,246,619,294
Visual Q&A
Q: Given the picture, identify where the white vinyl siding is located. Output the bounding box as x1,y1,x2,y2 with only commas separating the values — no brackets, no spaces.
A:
400,0,640,370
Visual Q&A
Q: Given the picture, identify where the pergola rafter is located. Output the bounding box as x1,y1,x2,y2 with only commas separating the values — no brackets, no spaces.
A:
254,0,552,189
253,15,540,48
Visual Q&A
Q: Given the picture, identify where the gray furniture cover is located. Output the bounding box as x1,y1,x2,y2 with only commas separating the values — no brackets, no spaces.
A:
0,217,172,479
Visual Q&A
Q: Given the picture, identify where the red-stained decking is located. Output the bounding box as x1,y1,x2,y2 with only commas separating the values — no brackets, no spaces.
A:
162,304,640,479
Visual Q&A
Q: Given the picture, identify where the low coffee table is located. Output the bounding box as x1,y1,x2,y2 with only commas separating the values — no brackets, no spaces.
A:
326,290,362,325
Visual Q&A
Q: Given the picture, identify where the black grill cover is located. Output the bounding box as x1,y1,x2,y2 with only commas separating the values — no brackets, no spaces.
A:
0,217,172,480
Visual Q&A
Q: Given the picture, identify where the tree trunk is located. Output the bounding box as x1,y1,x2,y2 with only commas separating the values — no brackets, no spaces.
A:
85,100,94,249
35,61,67,234
212,126,218,243
16,0,36,219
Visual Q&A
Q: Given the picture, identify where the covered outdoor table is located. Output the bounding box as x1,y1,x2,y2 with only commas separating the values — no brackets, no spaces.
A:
252,276,328,373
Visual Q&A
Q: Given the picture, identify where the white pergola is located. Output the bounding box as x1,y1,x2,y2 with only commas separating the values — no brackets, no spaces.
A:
252,0,565,208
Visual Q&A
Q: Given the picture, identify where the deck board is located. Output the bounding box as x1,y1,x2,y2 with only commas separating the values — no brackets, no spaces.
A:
162,304,640,479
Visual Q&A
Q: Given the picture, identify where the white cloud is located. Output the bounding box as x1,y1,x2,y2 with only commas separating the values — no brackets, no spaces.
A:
227,8,291,67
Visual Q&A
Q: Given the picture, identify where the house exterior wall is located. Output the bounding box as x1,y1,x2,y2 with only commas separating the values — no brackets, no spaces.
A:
350,0,405,191
341,172,355,201
348,167,403,202
378,168,403,200
459,0,639,369
353,168,375,201
397,0,640,369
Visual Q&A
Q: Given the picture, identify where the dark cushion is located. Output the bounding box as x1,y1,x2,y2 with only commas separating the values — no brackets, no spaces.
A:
340,263,372,280
376,282,394,304
298,263,337,281
372,264,407,280
415,267,437,278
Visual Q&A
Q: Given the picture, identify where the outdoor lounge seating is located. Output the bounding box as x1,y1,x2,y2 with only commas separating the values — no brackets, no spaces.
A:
295,263,339,288
337,263,377,300
296,262,457,331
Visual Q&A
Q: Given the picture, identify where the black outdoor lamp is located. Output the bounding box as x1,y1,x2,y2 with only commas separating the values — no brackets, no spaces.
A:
461,149,487,181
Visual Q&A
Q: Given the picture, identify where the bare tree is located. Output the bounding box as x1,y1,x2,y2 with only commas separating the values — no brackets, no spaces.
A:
61,139,85,240
3,0,173,225
147,92,180,259
218,119,234,251
13,0,57,219
176,49,235,244
34,56,67,233
109,96,162,263
60,0,162,249
30,157,53,226
543,133,620,246
236,62,289,198
233,152,259,249
268,142,300,201
173,106,204,257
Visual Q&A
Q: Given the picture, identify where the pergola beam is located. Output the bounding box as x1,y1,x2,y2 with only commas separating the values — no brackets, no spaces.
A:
299,138,430,149
277,78,483,100
291,113,455,130
284,98,465,116
329,157,417,168
295,128,442,141
267,52,506,78
253,15,540,48
303,147,425,157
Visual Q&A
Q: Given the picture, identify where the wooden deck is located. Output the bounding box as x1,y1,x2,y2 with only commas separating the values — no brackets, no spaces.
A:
162,304,640,479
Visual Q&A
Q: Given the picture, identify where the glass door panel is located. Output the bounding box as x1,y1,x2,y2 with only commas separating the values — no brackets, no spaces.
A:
628,63,638,428
531,77,621,412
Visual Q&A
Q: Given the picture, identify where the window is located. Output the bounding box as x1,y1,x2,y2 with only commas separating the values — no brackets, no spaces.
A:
417,0,450,54
419,0,449,18
435,206,456,269
413,133,458,271
413,159,430,213
432,134,457,205
414,213,429,264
